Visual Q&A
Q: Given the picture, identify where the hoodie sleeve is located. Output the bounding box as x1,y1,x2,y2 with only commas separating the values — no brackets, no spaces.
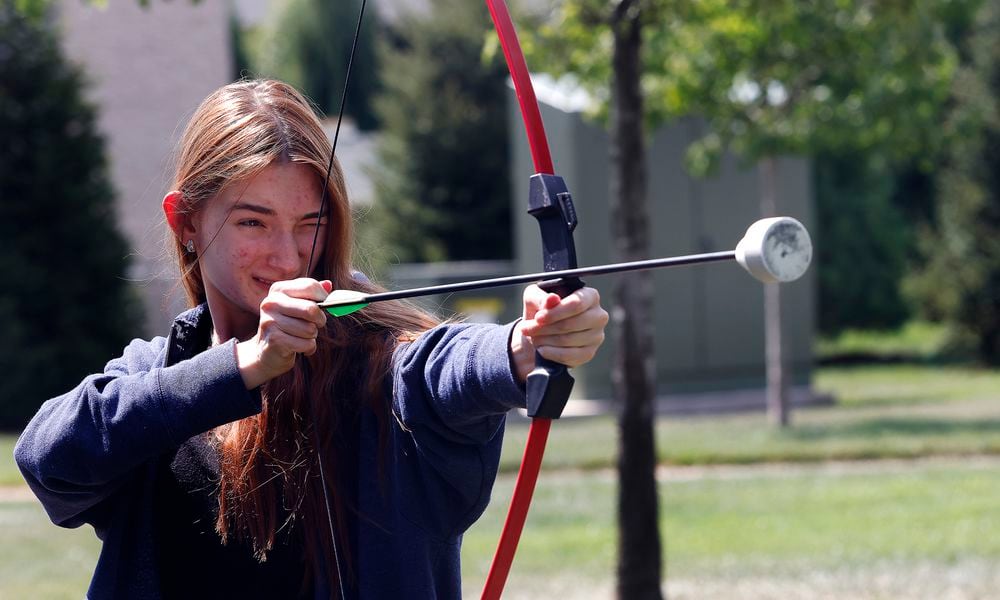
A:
388,322,527,537
392,322,526,444
13,337,261,528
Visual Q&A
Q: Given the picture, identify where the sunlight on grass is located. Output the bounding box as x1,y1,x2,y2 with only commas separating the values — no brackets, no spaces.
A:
463,459,1000,598
7,459,1000,599
0,434,20,486
663,463,1000,566
0,501,99,599
815,364,1000,407
498,365,1000,471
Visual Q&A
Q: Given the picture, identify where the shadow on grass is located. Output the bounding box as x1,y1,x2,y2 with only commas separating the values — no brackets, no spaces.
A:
833,392,963,410
785,417,1000,441
817,354,961,366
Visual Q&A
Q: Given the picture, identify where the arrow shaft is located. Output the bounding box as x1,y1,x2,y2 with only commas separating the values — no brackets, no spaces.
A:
349,250,736,306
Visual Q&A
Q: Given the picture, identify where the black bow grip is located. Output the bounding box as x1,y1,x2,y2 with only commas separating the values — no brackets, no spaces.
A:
525,174,582,419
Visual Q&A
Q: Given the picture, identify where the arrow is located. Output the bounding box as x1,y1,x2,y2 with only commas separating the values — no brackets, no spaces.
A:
319,216,812,317
321,251,734,315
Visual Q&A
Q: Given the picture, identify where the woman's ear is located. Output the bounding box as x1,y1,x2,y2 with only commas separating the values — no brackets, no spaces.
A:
162,191,187,238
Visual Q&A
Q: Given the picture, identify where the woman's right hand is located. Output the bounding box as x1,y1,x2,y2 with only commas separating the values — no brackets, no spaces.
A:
235,278,332,389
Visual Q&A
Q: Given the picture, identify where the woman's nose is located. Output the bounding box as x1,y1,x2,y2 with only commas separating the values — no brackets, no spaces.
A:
268,232,303,276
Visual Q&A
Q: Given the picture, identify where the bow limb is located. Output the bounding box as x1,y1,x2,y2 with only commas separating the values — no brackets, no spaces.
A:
482,2,582,598
486,0,553,175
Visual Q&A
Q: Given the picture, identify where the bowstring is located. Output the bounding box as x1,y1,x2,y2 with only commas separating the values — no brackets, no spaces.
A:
306,1,369,599
307,0,368,276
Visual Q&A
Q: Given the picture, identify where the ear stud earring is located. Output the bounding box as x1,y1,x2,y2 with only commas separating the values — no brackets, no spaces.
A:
185,240,196,254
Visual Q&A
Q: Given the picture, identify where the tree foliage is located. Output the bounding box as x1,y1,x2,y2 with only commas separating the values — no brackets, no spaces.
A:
670,2,956,169
229,9,253,82
0,5,142,429
252,0,379,129
371,0,511,263
528,0,957,159
527,0,965,336
815,153,912,333
907,1,1000,362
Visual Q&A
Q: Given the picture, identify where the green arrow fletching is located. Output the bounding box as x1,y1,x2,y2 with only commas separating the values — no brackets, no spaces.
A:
324,302,369,317
319,289,369,316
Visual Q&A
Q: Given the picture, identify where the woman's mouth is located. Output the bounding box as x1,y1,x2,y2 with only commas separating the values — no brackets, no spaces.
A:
253,277,275,291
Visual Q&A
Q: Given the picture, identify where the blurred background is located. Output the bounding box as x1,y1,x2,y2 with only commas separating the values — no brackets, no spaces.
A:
1,0,999,598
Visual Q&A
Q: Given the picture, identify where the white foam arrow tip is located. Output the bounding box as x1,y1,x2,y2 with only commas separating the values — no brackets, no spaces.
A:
735,217,812,283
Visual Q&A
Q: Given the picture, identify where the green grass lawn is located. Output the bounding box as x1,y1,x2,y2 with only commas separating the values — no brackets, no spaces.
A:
0,501,100,599
462,458,1000,598
498,364,1000,472
4,362,1000,598
815,320,950,362
0,435,18,486
6,457,998,599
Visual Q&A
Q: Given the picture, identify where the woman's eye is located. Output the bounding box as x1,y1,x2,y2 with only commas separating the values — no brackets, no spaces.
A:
238,219,263,228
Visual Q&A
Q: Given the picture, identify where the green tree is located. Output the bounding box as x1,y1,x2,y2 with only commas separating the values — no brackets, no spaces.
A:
908,1,1000,362
230,9,253,81
253,0,379,129
524,0,962,592
815,153,911,334
664,0,955,426
371,0,511,263
0,5,142,429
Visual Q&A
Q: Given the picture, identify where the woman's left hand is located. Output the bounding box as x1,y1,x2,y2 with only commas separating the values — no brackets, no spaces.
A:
510,284,609,383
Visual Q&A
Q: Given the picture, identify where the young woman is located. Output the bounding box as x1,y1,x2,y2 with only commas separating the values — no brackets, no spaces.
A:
15,79,608,599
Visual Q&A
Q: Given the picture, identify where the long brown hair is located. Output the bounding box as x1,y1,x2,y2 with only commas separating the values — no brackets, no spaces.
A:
167,79,438,592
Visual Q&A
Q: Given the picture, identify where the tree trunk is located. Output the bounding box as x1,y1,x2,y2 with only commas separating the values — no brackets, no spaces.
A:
611,2,663,598
759,156,789,427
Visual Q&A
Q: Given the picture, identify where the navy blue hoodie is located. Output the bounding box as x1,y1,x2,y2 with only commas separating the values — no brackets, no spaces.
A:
15,304,525,599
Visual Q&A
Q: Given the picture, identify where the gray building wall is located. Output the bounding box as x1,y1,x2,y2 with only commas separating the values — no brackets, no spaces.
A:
59,0,232,335
511,95,816,401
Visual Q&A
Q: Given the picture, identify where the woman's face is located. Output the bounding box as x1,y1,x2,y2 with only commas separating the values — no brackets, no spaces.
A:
189,162,327,339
